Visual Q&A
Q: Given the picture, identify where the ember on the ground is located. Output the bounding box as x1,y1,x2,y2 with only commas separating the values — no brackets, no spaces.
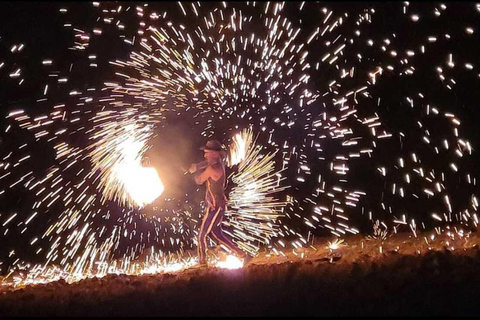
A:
1,232,480,316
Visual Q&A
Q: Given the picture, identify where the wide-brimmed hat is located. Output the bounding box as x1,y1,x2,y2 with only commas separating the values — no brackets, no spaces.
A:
200,140,227,159
200,140,225,152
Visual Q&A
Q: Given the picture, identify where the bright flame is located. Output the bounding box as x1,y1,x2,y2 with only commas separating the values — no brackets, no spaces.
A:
228,127,253,167
116,165,164,208
216,255,244,269
105,133,164,208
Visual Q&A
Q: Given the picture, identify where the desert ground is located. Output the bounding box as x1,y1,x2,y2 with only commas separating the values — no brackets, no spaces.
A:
1,230,480,316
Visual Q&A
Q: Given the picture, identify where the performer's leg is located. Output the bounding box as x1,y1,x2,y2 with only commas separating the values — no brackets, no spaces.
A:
210,207,245,257
197,207,213,263
197,206,223,263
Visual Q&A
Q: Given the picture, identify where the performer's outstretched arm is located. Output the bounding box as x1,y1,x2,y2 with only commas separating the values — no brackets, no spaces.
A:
194,165,222,185
188,160,208,174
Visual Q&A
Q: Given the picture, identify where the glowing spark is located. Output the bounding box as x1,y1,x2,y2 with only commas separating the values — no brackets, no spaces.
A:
216,255,244,269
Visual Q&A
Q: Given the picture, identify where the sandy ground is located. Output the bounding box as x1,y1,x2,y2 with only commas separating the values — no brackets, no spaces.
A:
1,231,480,316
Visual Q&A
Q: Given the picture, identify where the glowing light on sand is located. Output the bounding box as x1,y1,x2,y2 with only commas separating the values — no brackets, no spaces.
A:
216,255,244,269
327,239,345,251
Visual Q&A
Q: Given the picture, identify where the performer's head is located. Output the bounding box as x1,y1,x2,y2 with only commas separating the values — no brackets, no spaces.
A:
200,140,226,164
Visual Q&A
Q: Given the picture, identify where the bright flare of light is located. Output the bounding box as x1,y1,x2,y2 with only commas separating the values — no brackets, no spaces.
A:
216,255,244,269
327,239,345,251
228,127,253,167
115,164,164,208
242,181,259,201
100,130,164,208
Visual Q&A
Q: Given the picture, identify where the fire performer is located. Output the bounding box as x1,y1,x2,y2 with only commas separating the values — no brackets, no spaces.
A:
189,140,249,266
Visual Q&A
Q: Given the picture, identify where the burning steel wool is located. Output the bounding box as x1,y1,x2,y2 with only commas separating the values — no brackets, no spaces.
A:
225,127,288,256
0,2,480,288
92,123,165,208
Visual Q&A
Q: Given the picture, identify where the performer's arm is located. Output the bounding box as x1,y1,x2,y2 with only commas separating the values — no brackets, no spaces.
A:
194,165,222,185
189,160,208,174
